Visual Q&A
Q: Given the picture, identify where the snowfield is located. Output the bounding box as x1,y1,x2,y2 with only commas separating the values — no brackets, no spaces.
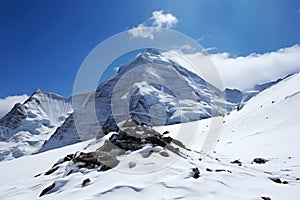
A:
0,73,300,200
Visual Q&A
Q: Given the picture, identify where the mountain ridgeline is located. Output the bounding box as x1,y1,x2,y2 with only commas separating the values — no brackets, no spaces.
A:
0,49,283,159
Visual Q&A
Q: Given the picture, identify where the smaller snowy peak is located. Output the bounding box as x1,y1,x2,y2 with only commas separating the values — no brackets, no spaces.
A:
0,89,73,161
0,103,27,140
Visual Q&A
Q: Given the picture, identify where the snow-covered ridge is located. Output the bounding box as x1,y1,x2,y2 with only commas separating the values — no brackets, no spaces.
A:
0,49,291,160
0,89,72,161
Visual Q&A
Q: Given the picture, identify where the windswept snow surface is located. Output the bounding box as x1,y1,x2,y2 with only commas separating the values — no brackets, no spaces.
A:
0,73,300,199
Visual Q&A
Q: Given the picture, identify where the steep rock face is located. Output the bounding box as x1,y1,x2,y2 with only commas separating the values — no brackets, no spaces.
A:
0,90,72,160
39,49,234,152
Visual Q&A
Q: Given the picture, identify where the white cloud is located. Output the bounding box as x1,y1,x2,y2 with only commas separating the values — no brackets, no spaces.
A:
0,95,29,118
163,44,300,91
128,24,155,40
128,10,178,39
151,10,178,28
210,45,300,90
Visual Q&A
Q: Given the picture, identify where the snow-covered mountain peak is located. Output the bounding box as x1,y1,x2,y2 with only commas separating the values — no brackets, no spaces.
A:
117,48,175,75
22,89,72,126
38,49,233,153
0,90,73,160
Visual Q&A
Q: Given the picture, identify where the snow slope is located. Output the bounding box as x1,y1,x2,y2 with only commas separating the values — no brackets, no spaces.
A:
0,73,299,199
0,90,72,161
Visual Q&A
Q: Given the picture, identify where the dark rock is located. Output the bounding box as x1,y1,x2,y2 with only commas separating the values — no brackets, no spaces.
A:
192,167,200,179
66,170,73,176
99,164,111,172
159,151,169,157
64,154,73,161
45,166,59,175
231,160,242,166
264,171,272,175
215,169,232,173
162,136,173,144
162,131,169,135
73,152,100,168
145,136,166,147
170,138,186,148
52,154,74,167
269,177,282,184
82,178,91,186
261,197,271,200
282,181,288,184
206,168,213,172
253,158,268,164
80,156,99,165
94,151,115,161
34,173,42,178
103,158,120,169
165,145,180,156
97,140,121,154
39,182,55,197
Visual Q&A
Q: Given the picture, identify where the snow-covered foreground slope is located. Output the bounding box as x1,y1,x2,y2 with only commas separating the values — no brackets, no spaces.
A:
0,73,300,200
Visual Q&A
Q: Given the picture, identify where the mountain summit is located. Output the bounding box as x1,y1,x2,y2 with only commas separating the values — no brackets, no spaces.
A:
39,49,234,153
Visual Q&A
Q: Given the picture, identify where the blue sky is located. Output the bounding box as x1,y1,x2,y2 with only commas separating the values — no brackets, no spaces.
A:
0,0,300,100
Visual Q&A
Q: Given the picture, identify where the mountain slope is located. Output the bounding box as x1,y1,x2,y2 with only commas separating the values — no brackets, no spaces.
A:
216,72,300,159
0,90,72,161
39,49,234,153
0,72,299,200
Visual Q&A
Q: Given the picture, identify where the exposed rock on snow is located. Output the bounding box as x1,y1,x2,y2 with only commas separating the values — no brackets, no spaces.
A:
82,178,91,187
191,167,200,179
39,182,55,197
253,158,268,164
